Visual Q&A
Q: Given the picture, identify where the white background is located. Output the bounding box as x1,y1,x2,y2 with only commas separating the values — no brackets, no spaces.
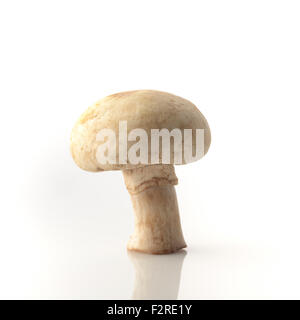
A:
0,0,300,299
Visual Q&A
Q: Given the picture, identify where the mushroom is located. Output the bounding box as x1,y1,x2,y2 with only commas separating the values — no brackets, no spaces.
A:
71,90,211,254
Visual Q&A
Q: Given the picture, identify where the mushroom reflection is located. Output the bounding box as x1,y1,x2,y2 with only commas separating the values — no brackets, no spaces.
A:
128,250,187,300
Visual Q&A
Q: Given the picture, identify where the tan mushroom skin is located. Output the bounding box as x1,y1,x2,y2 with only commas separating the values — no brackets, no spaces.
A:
71,90,211,254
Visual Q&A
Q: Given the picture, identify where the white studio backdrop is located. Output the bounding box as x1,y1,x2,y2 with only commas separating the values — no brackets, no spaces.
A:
0,0,300,299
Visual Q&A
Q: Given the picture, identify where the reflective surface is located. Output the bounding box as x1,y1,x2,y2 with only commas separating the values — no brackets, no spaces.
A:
1,228,300,299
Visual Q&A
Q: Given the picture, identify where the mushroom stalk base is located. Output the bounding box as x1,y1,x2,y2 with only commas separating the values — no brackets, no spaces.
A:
122,165,187,254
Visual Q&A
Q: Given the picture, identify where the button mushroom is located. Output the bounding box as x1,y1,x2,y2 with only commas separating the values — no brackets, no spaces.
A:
71,90,211,254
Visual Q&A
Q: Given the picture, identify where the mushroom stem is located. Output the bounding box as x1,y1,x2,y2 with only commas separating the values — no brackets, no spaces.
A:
122,165,187,254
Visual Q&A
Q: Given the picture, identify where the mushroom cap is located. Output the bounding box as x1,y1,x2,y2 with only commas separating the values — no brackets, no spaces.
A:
71,90,211,172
